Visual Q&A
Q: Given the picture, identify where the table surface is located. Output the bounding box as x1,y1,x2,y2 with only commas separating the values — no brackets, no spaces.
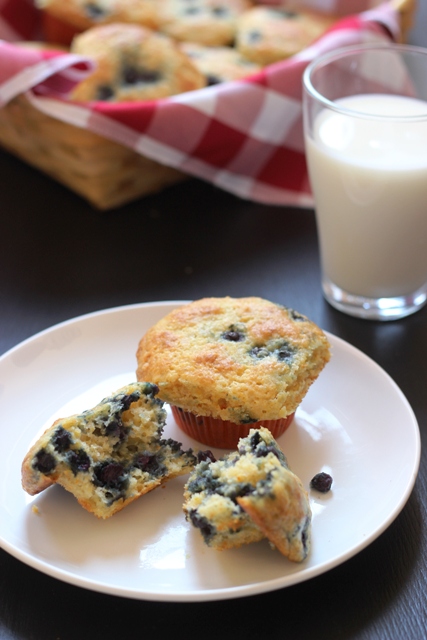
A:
1,7,427,640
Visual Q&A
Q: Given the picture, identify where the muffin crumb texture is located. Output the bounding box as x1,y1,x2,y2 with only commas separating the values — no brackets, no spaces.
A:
183,427,311,562
136,296,331,423
21,382,197,518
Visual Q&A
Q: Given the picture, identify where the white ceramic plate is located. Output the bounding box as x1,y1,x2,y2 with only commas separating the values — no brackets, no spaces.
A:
0,302,421,602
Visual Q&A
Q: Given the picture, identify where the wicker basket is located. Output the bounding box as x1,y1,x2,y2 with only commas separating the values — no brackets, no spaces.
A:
0,95,187,209
0,0,416,210
393,0,416,42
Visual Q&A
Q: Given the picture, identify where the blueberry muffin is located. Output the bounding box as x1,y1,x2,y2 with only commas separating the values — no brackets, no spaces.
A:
36,0,162,33
235,6,335,65
69,22,206,102
157,0,252,47
180,42,261,85
183,427,311,562
21,382,198,518
136,297,330,448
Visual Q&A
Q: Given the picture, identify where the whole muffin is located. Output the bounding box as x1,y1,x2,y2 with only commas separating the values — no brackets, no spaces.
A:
136,297,331,448
180,42,261,86
70,22,206,102
36,0,163,34
157,0,252,47
235,7,335,65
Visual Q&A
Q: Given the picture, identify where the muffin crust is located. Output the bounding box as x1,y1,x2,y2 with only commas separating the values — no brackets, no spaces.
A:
136,297,331,423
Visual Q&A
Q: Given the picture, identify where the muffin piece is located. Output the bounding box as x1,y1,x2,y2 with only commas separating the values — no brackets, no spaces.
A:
180,42,261,85
235,6,335,65
21,382,198,518
183,427,311,561
136,296,330,447
157,0,252,47
36,0,163,33
70,22,206,102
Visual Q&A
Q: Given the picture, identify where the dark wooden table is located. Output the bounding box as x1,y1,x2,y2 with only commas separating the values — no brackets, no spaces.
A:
1,7,427,639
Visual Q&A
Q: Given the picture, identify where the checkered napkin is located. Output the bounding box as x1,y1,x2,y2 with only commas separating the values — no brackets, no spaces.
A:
0,1,401,206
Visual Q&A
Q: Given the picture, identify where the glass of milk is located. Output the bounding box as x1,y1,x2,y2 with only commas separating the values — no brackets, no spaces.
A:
303,44,427,320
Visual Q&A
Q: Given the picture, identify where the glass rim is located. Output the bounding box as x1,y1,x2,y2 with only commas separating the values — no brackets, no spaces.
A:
303,42,427,122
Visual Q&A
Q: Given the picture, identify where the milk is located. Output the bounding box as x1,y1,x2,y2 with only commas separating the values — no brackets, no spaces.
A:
306,94,427,298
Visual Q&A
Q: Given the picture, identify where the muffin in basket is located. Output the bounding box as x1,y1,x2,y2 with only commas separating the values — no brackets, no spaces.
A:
157,0,252,47
37,0,163,45
69,22,206,102
136,296,331,448
235,6,335,65
180,42,262,85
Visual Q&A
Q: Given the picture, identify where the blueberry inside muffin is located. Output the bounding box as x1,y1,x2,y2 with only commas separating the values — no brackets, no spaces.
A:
21,382,198,518
183,427,311,561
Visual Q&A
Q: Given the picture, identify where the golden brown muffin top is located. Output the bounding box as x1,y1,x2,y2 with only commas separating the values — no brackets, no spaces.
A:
136,297,330,423
37,0,162,32
70,22,205,101
235,7,335,65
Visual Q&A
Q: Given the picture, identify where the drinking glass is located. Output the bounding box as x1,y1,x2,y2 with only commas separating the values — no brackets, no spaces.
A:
303,44,427,320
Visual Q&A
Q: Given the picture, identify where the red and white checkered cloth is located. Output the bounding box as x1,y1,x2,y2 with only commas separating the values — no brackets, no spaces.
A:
0,1,401,206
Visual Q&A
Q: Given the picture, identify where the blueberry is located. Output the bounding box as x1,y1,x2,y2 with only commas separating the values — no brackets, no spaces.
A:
33,449,56,474
279,10,297,19
249,346,270,359
243,431,287,464
249,430,262,450
187,466,220,494
301,516,311,554
104,418,127,441
96,85,114,101
227,482,254,503
221,325,245,342
197,450,216,463
122,67,161,85
143,383,159,398
93,461,127,490
276,342,295,362
84,2,105,19
52,426,72,453
212,6,227,17
67,449,91,475
188,510,215,541
161,437,183,453
255,443,280,459
119,392,140,410
310,472,333,493
248,30,262,44
288,308,305,321
207,75,221,86
134,451,166,477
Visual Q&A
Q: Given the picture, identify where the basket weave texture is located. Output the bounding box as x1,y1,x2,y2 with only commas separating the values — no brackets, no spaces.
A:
0,95,186,209
0,0,417,210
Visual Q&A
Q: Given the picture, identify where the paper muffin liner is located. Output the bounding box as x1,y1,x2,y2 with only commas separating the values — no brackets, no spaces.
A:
171,406,295,449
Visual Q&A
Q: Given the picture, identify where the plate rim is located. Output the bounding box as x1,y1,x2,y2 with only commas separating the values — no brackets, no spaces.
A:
0,300,421,602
